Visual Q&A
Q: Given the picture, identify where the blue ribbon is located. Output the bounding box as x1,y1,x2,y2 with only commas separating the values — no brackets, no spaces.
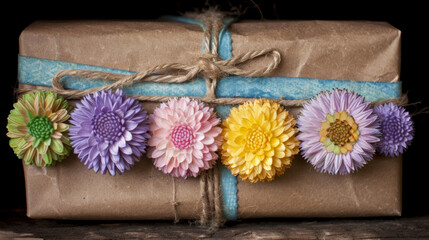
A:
18,56,402,103
17,18,402,221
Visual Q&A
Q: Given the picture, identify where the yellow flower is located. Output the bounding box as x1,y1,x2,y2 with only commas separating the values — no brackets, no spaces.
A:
221,99,300,182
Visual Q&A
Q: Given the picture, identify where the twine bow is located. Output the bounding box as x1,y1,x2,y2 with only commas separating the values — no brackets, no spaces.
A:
51,49,281,101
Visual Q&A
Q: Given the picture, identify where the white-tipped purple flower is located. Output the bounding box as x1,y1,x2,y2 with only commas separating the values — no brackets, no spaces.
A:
297,89,380,175
69,89,150,175
374,103,414,157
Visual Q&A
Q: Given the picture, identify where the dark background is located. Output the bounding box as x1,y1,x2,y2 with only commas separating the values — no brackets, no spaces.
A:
2,1,428,218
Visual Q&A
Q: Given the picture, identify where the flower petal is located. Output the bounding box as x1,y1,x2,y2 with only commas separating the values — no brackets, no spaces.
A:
50,138,64,155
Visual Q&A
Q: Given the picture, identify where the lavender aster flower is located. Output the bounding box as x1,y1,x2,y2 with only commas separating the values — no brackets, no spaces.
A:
297,89,380,175
69,90,150,175
374,103,414,157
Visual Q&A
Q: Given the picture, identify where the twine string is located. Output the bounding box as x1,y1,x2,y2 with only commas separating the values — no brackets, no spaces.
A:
197,10,226,228
199,171,209,226
171,176,180,224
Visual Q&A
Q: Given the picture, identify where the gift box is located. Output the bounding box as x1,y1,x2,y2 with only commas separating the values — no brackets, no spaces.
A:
15,14,403,224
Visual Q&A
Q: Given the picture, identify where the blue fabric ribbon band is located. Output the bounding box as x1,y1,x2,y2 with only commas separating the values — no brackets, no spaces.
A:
17,18,402,221
17,55,402,103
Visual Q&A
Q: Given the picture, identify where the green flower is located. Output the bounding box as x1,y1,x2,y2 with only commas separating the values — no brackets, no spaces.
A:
6,91,73,166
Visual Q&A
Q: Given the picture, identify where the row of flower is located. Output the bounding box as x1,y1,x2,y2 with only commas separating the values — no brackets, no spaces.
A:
6,89,413,183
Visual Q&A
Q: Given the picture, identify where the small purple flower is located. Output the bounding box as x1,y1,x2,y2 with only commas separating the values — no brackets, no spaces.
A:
374,103,414,157
297,89,380,175
69,89,150,175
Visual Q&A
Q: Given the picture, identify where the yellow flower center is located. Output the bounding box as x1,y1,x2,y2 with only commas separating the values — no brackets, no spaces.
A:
327,120,352,146
246,128,267,150
319,110,360,155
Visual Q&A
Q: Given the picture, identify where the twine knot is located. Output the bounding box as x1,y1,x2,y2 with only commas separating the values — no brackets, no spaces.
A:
197,53,223,81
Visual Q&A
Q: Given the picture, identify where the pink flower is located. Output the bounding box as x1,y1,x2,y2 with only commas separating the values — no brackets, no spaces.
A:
148,97,222,178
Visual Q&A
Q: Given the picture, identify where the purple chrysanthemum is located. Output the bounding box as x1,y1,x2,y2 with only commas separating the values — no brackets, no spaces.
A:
69,89,150,175
297,89,380,175
374,103,414,157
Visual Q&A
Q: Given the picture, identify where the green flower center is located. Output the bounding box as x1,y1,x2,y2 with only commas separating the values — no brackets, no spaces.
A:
27,116,54,140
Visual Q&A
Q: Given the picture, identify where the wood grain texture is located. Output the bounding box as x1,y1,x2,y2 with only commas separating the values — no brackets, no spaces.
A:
1,209,429,239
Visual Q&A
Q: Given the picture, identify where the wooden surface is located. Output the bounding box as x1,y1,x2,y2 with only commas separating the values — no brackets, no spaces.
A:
1,209,429,239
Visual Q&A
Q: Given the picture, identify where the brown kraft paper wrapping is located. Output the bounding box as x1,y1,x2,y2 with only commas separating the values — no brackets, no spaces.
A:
18,20,402,220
